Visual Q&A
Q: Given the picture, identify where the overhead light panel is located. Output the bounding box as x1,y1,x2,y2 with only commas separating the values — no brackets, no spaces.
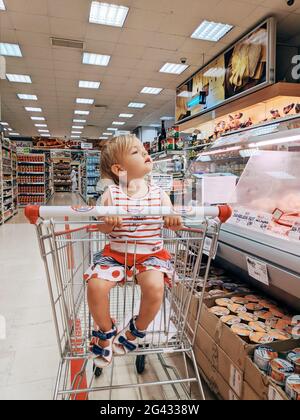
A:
191,20,233,42
31,117,45,121
76,98,94,104
79,80,101,89
38,129,49,133
6,74,32,83
72,125,84,129
83,52,110,66
107,128,118,131
0,43,22,57
25,107,42,112
41,134,50,137
72,131,82,134
17,94,38,101
35,124,47,128
0,122,9,126
141,87,163,95
103,132,113,136
10,133,20,136
159,63,188,74
99,136,108,140
119,113,133,118
71,135,81,139
75,110,90,115
89,2,129,27
6,128,12,131
112,121,125,125
73,119,86,123
0,1,6,11
128,102,146,108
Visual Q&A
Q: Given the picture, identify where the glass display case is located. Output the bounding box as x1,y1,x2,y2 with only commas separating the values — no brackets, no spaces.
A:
186,118,300,310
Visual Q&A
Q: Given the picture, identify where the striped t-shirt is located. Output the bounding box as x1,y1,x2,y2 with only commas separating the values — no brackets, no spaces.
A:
108,184,164,255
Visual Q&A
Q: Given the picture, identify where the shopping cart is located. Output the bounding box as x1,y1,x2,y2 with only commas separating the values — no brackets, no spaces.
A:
25,204,232,400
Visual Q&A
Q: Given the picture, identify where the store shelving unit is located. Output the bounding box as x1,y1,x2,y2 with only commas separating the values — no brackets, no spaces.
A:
71,161,80,192
53,157,72,193
81,152,100,204
17,153,52,206
0,135,16,224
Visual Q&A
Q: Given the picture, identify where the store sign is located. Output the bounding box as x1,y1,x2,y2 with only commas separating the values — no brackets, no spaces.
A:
81,142,93,150
246,256,269,286
203,237,218,260
176,18,276,124
151,174,173,192
288,222,300,241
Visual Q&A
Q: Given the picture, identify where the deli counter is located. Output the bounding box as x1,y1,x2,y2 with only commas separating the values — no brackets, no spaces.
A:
185,117,300,311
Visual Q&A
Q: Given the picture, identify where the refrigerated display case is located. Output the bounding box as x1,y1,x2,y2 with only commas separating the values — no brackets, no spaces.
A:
186,118,300,311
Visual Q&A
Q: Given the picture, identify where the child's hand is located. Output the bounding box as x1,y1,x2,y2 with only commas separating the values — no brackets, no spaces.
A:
104,216,123,229
164,216,183,231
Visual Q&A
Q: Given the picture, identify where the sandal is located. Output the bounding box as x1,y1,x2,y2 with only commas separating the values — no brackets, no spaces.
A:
113,317,146,356
90,324,117,368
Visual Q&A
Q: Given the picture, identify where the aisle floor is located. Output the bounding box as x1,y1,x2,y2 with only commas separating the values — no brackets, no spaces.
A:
0,193,214,400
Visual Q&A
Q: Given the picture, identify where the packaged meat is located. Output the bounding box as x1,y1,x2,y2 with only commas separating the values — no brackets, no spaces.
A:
249,321,270,333
268,329,291,341
246,303,264,312
254,311,276,321
215,298,232,307
239,312,258,323
245,295,261,303
231,297,249,305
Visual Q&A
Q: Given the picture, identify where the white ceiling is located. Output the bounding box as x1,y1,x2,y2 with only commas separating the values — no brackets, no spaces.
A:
1,0,300,139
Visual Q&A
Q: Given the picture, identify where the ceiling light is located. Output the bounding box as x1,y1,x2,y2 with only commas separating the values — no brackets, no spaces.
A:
17,94,38,100
99,136,108,140
128,102,146,108
83,52,110,66
89,1,129,27
75,110,90,115
72,131,82,134
72,125,84,129
35,124,47,128
0,122,8,126
203,68,226,78
159,63,189,74
73,119,86,123
6,74,32,83
119,113,133,118
141,87,163,95
76,98,94,104
191,20,233,42
10,133,20,136
25,107,42,112
41,134,50,137
71,135,81,139
103,132,113,136
6,128,12,131
112,121,125,125
160,116,174,121
107,127,118,131
79,80,101,89
0,43,22,57
31,117,45,121
149,124,161,127
0,1,6,11
38,129,49,133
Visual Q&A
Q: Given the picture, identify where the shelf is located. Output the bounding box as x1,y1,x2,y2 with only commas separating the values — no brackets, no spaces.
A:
18,172,45,175
18,193,45,196
17,161,45,165
18,182,45,185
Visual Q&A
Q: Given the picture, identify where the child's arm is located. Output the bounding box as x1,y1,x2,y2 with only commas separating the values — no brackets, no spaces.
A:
97,189,123,233
161,191,183,231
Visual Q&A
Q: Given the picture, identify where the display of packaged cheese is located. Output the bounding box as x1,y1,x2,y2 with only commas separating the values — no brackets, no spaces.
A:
245,295,261,303
268,329,292,341
231,297,249,305
268,359,294,386
209,306,230,317
239,312,259,323
249,332,274,344
246,303,264,312
254,311,276,321
285,375,300,400
215,298,232,307
254,346,278,372
228,303,247,314
220,315,242,326
269,308,286,319
249,321,270,333
231,323,254,337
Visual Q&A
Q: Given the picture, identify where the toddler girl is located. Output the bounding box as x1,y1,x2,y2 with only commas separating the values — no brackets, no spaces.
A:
84,135,182,368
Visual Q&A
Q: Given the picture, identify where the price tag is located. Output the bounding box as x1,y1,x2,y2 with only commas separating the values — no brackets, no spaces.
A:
289,222,300,241
252,213,273,232
151,174,173,192
246,256,269,286
203,237,218,259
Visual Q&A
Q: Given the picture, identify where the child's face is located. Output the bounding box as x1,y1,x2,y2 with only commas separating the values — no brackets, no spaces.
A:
119,140,153,180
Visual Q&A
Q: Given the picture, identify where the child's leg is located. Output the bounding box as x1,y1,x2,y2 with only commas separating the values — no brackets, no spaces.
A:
87,278,116,346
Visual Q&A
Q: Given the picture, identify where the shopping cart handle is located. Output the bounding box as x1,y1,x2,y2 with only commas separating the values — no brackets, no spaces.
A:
25,204,232,224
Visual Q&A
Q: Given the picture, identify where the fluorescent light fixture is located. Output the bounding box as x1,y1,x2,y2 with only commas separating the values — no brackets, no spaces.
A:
71,135,81,139
128,102,146,108
0,43,22,57
149,124,160,127
73,119,86,123
118,130,131,135
159,63,188,74
141,87,163,95
10,133,20,136
107,127,118,131
160,116,174,121
249,135,300,148
76,98,94,104
112,121,125,125
72,131,82,134
178,91,191,98
89,1,129,27
201,146,241,157
6,74,32,83
38,129,49,133
75,110,90,115
103,132,113,136
72,125,84,129
79,80,101,89
119,113,133,118
83,52,110,66
239,148,259,158
17,94,38,100
31,117,45,121
203,67,226,78
25,107,42,112
35,124,47,128
0,122,8,126
41,134,50,137
99,136,108,140
6,128,12,131
191,20,233,42
0,1,6,11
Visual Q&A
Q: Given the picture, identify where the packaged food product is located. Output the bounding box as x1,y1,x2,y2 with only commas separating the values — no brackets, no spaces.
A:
254,311,276,321
236,287,252,294
231,297,249,305
220,315,241,326
208,280,224,289
275,319,293,330
207,289,228,298
254,346,278,372
285,375,300,400
265,317,280,329
239,312,258,323
245,295,260,303
209,306,230,317
246,303,264,312
268,329,292,341
223,283,238,292
215,298,232,307
250,332,274,345
231,323,253,337
249,321,270,333
269,308,285,319
259,300,277,310
228,303,247,314
269,359,294,386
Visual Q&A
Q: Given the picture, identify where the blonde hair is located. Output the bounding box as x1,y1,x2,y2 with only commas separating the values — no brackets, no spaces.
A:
101,134,140,184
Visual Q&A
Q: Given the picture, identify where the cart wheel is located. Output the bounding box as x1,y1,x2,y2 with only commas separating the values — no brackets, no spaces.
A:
136,355,146,374
93,364,103,378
